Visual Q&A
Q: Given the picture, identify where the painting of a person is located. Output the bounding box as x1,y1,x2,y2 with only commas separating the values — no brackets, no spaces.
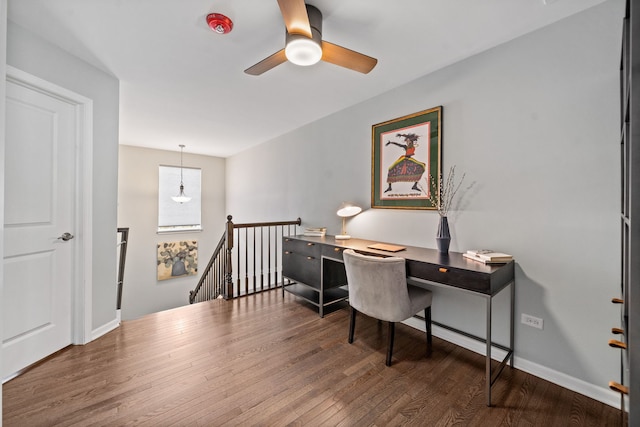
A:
384,133,426,192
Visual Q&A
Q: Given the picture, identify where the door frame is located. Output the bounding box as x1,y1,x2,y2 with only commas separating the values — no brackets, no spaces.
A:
6,65,94,345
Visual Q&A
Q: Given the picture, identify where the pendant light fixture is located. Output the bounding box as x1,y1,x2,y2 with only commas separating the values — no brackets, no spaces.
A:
172,144,191,203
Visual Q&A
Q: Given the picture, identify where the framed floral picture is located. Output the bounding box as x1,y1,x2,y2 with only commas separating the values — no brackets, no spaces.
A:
371,106,442,209
157,240,198,281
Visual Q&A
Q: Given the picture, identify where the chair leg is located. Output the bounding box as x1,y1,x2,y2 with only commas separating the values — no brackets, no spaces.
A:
425,306,432,356
386,322,395,366
348,306,356,344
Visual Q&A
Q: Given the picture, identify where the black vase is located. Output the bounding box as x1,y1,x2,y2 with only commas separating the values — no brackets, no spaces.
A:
436,216,451,253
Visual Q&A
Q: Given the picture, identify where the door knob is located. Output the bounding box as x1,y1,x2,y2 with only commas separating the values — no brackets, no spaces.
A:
57,232,75,241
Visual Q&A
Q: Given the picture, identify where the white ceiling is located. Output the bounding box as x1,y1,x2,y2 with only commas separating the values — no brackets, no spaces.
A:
8,0,605,157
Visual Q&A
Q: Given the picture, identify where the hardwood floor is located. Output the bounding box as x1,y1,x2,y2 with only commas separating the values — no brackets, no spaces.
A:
3,290,622,426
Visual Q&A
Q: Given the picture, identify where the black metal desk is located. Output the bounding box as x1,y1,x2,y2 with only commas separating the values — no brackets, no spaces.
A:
282,235,515,406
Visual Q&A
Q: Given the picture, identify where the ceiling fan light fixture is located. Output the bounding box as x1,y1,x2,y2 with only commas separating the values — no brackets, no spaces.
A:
285,34,322,66
244,2,377,75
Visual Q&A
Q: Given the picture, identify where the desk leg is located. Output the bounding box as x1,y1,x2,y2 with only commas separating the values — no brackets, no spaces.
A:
486,295,492,407
319,271,324,318
510,281,515,368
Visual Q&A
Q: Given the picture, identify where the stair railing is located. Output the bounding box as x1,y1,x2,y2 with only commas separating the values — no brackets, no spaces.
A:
189,215,301,303
189,229,227,303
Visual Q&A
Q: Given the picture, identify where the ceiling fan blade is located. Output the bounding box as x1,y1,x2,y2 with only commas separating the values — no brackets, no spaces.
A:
277,0,312,38
321,41,377,74
244,49,288,75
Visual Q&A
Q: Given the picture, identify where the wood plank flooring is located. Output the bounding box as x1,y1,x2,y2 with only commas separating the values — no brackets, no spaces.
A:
3,290,622,426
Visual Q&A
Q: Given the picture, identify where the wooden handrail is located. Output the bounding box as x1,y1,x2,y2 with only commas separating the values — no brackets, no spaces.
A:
233,218,302,229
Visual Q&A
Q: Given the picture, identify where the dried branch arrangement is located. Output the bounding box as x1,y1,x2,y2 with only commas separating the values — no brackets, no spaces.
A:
427,165,466,217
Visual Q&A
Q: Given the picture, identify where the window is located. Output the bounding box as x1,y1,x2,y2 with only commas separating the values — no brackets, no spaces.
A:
158,165,202,232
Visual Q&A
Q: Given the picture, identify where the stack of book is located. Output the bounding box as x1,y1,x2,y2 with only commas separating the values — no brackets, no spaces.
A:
303,227,326,237
463,249,513,264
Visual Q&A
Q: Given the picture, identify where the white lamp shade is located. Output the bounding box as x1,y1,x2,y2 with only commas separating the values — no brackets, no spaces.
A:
172,195,192,203
337,205,362,218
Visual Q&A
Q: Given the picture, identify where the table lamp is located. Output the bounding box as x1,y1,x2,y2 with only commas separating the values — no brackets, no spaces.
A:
336,203,362,240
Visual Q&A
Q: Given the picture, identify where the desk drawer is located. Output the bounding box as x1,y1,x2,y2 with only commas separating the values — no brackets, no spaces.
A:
283,237,321,258
407,260,491,293
322,245,346,261
283,251,321,289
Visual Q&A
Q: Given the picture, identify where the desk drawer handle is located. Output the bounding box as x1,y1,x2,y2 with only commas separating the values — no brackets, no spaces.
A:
438,268,448,273
285,251,293,255
608,339,627,349
307,243,315,246
334,248,342,252
611,327,624,335
611,297,624,304
307,256,315,260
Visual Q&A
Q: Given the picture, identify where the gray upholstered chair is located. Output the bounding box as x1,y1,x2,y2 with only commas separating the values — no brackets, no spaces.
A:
343,249,433,366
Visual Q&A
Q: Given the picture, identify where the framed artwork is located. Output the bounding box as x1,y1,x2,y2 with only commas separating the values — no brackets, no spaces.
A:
371,106,442,209
157,240,198,281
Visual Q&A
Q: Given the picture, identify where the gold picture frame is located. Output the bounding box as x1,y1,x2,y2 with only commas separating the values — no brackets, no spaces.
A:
371,106,442,209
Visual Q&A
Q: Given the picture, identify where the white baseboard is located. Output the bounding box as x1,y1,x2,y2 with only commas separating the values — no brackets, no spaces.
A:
514,356,621,409
402,317,621,409
90,311,120,342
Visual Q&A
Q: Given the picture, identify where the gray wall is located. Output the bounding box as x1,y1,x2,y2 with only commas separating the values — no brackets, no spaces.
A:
227,0,623,400
118,145,226,320
6,21,120,332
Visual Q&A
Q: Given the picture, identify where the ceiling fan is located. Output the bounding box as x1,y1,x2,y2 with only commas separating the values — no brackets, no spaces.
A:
244,0,378,76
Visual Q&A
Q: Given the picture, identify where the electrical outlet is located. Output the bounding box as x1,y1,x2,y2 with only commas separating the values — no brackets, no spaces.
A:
521,313,544,329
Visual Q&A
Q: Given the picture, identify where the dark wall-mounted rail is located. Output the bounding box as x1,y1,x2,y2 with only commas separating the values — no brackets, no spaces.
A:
117,227,129,310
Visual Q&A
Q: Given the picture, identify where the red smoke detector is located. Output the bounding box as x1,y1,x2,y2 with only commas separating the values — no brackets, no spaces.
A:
207,13,233,34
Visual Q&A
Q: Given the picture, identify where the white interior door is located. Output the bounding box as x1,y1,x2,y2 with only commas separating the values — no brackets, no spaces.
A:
2,78,76,379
